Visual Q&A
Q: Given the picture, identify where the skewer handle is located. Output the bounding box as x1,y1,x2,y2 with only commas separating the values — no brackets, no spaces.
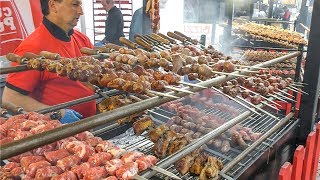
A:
119,37,138,49
93,46,113,53
80,47,99,55
105,43,122,51
157,33,177,44
23,52,43,59
167,32,186,42
39,51,60,60
173,31,191,41
1,101,24,114
6,53,24,64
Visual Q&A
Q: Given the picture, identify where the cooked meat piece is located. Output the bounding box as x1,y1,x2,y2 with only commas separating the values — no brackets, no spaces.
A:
160,51,171,59
51,171,77,180
212,61,224,72
88,152,112,166
55,63,67,76
212,138,222,148
105,159,124,176
250,132,262,141
179,65,191,76
153,130,178,158
192,132,202,139
56,155,81,171
188,73,199,81
44,149,70,165
241,90,251,99
251,95,263,105
223,61,235,73
65,141,95,161
107,78,126,90
107,147,126,158
132,65,148,76
35,166,63,179
99,72,118,87
71,162,91,179
198,64,213,78
236,77,246,84
172,54,185,74
175,154,195,175
231,131,247,149
221,140,231,153
153,71,165,80
83,166,107,180
151,80,168,91
133,80,151,94
122,72,139,82
149,124,170,142
167,136,188,155
191,64,200,73
238,130,252,141
147,58,160,68
122,81,135,93
135,155,158,171
163,72,180,85
190,153,208,175
2,162,20,172
95,141,115,152
133,116,155,135
121,151,144,163
185,56,197,64
26,160,51,178
20,155,46,171
115,162,139,180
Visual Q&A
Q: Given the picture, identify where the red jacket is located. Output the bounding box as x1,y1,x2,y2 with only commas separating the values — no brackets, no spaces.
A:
6,23,96,118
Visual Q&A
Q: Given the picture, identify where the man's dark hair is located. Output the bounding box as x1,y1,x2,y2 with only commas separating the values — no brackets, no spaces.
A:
40,0,63,16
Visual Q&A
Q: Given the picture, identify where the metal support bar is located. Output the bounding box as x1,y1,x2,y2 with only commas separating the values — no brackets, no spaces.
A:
0,65,28,75
294,44,304,83
220,112,294,174
298,0,320,142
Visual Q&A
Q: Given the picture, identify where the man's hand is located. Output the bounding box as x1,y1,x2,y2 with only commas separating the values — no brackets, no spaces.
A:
59,109,83,124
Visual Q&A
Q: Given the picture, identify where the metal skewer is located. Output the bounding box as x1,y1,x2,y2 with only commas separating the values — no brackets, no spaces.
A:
150,166,182,180
273,92,294,101
234,64,269,70
134,175,149,180
178,81,207,89
210,86,261,116
294,82,308,85
288,86,309,95
235,96,280,120
146,90,180,99
235,69,259,74
277,88,294,98
267,93,289,103
290,84,304,87
165,86,194,94
260,101,280,111
239,86,282,107
211,71,248,77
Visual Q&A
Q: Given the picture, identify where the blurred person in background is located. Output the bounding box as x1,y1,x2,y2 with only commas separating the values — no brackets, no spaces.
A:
129,0,168,41
282,6,291,29
96,0,124,46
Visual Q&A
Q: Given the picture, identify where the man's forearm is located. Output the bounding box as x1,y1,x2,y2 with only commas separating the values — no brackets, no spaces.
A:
2,87,50,112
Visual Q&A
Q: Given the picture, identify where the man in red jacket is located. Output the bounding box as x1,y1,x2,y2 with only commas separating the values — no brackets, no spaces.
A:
2,0,96,123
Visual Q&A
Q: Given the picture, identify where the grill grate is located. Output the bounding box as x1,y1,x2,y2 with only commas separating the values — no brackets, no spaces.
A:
109,97,294,180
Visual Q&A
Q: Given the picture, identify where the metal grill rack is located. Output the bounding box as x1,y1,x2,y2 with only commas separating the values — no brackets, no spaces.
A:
106,94,294,180
223,119,296,179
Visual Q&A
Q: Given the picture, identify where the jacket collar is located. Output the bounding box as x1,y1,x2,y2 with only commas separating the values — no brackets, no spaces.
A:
43,17,74,42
